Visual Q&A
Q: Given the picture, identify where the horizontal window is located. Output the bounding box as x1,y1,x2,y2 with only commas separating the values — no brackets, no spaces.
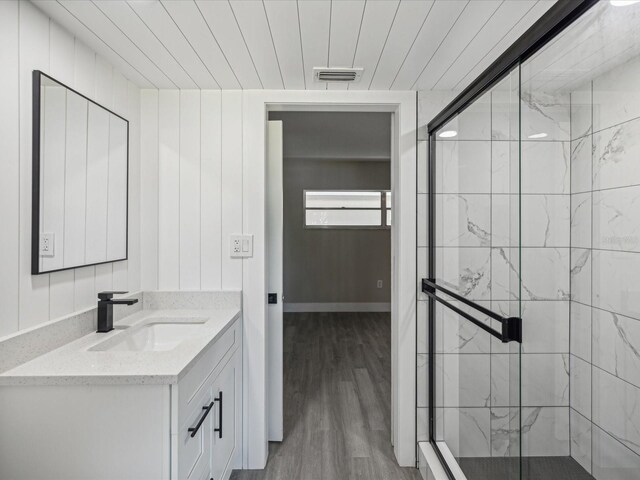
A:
304,190,391,228
305,191,382,209
306,209,381,227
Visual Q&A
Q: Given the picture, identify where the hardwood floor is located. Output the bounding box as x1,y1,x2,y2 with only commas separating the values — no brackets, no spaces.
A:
230,312,421,480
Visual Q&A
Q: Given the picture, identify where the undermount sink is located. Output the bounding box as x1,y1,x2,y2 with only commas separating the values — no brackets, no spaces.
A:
89,319,208,352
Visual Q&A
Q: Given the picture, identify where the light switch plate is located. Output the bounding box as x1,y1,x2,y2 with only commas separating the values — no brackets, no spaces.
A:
40,232,55,257
230,234,253,258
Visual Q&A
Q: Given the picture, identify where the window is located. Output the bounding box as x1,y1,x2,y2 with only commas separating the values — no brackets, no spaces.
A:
304,190,391,228
385,191,391,226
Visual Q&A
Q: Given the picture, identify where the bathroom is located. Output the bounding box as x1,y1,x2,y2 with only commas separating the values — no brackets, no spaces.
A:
0,1,639,479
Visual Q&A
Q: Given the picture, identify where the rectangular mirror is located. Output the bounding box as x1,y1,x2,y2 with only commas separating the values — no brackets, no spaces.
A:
32,70,129,275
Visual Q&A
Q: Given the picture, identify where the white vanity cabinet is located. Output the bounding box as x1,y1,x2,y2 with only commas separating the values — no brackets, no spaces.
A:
0,316,242,480
174,325,242,480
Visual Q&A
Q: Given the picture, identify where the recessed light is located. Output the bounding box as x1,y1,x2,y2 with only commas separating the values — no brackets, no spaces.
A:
610,0,640,6
528,132,548,139
438,130,458,138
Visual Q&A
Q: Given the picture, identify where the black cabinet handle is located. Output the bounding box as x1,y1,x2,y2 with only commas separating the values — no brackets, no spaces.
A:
214,391,223,439
188,401,214,438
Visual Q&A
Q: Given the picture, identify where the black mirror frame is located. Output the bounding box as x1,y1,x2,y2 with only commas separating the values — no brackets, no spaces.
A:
31,70,130,275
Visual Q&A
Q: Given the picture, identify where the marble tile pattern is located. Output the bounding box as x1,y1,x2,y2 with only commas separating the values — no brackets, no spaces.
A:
519,90,570,141
437,140,491,194
571,409,592,474
571,134,592,194
521,141,570,194
437,194,491,247
443,407,492,457
592,186,640,252
570,355,591,419
592,118,640,191
569,59,640,477
435,301,491,355
417,13,640,475
418,83,575,460
436,247,491,301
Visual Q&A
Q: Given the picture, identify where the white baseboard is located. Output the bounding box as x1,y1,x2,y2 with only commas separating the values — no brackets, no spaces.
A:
283,302,391,313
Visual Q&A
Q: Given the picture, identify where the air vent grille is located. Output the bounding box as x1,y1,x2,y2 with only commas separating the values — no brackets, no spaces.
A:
313,67,363,83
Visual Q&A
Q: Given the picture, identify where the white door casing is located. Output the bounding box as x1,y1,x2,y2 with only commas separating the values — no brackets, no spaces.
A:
242,90,416,469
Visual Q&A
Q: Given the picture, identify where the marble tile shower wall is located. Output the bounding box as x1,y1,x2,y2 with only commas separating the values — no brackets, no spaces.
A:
416,87,573,459
516,87,572,459
569,55,640,479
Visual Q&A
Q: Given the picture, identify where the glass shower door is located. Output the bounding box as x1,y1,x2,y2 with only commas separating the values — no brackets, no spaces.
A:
429,67,523,480
424,2,640,479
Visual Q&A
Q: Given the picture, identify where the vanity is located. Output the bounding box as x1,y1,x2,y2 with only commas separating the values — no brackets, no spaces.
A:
0,70,247,480
0,292,242,480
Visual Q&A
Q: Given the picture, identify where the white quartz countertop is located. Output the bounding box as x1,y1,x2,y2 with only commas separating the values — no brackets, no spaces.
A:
0,307,241,386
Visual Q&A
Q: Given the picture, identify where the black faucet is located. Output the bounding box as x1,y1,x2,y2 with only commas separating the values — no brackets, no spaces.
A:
97,291,139,333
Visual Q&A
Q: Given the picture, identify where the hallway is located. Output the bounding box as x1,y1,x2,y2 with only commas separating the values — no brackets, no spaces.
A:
231,312,420,480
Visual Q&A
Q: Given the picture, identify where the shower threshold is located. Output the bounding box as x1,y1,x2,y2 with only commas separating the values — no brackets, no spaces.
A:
457,456,594,480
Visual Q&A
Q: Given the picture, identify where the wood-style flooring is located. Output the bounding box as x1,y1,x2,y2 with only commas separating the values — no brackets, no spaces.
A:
230,312,421,480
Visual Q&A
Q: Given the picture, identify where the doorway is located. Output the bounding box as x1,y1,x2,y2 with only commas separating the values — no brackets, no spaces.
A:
241,110,418,479
239,91,416,471
273,111,392,314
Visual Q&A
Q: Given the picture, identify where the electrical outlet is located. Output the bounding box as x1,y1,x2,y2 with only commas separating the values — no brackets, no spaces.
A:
377,280,383,289
232,238,242,254
40,232,55,257
230,234,253,258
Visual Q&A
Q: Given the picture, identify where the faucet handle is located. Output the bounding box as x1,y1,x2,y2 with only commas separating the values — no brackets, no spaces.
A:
98,291,129,301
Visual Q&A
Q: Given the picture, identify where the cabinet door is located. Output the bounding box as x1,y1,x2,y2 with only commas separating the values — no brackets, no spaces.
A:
211,350,241,480
179,387,214,480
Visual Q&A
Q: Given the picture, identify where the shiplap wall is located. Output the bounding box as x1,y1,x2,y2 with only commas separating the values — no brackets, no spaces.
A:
0,0,141,337
39,84,128,273
140,89,243,291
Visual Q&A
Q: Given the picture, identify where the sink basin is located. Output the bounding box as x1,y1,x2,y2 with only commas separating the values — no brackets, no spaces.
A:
89,319,208,352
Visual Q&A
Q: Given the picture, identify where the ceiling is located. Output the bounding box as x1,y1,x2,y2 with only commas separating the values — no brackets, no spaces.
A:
33,0,556,91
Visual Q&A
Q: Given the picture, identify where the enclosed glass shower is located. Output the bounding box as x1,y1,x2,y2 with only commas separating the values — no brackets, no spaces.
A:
419,1,640,479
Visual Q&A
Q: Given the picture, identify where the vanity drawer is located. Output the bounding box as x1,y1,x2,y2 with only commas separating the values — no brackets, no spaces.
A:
177,317,240,427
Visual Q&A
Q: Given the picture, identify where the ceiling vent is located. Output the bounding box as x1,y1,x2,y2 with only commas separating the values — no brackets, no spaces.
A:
313,67,363,83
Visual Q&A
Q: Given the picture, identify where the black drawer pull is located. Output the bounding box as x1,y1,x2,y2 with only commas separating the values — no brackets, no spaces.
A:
188,401,214,438
214,391,223,439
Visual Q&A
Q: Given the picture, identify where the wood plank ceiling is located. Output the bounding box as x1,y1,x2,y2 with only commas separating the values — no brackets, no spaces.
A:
32,0,556,91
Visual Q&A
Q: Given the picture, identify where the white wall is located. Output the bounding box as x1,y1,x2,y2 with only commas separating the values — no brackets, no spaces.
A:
140,89,417,468
281,159,391,306
139,90,242,291
0,0,140,337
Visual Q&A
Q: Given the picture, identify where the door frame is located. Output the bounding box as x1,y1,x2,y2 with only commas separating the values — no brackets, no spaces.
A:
241,90,416,469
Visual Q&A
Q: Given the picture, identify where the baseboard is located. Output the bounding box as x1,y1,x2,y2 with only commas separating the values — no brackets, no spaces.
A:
283,302,391,313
